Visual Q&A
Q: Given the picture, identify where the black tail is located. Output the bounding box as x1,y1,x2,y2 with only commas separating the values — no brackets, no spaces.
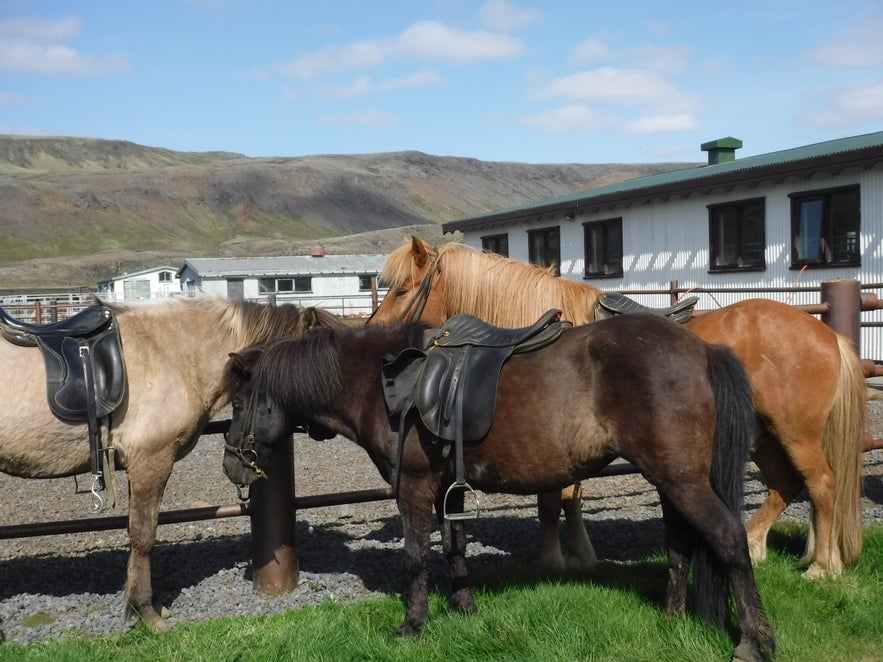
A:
693,345,755,628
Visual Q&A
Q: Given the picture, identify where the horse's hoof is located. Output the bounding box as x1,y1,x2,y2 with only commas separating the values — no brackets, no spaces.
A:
802,562,839,580
395,623,418,638
732,634,775,662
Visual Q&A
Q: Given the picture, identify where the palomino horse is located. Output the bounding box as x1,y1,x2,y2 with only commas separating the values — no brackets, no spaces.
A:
0,296,341,632
370,236,867,579
222,317,775,661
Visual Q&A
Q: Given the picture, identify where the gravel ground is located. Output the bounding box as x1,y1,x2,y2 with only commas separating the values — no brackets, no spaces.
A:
1,392,882,647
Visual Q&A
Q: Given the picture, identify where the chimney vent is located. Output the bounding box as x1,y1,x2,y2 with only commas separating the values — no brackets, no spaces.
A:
701,137,743,165
310,247,325,257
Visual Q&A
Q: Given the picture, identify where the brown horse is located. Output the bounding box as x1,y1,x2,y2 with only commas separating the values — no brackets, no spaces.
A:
222,317,775,661
0,295,341,632
370,236,867,579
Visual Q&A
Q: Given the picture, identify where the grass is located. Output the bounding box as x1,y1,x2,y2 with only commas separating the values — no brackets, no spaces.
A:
2,524,881,662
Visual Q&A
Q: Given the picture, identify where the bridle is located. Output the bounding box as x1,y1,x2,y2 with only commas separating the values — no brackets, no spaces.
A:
399,253,440,323
224,385,267,499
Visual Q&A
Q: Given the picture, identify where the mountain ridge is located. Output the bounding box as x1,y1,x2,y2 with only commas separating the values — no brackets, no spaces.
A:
0,135,695,290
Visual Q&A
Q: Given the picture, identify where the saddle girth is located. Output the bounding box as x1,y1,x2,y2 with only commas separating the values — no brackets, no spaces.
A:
381,309,569,520
0,303,128,511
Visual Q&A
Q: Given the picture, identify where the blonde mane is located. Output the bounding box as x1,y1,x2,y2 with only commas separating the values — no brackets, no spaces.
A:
105,294,342,348
382,239,602,327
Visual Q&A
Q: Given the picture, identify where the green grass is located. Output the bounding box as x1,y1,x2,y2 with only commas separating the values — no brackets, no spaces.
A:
2,524,881,662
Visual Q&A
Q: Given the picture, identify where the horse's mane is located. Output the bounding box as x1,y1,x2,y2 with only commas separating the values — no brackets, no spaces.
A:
382,238,603,327
254,328,344,414
105,294,344,347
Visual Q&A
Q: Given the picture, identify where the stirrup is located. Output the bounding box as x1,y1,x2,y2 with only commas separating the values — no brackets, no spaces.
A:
443,481,480,521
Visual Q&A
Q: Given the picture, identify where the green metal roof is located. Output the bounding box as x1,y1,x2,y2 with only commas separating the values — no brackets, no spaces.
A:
444,130,883,232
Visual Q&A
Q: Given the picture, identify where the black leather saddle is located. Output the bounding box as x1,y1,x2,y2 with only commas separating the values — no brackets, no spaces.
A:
594,292,699,325
382,308,568,444
0,303,127,423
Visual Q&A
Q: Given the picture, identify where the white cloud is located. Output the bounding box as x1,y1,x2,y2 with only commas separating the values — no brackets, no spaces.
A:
322,70,442,99
520,104,612,134
569,38,610,65
801,79,883,127
0,15,130,75
0,92,26,106
805,15,883,68
533,66,697,113
477,1,542,32
276,20,523,79
626,113,698,134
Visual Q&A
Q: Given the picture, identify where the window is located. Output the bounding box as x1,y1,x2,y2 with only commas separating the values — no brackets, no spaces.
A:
359,275,373,291
791,186,860,268
583,218,623,278
258,278,276,293
481,234,509,257
259,277,312,293
294,276,312,292
708,198,766,272
277,278,294,292
158,271,172,282
527,227,560,275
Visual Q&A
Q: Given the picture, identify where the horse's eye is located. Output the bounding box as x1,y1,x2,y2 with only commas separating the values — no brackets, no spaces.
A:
396,288,409,298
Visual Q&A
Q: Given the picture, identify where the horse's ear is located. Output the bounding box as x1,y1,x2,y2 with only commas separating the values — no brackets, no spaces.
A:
411,235,429,268
302,306,318,329
228,352,252,378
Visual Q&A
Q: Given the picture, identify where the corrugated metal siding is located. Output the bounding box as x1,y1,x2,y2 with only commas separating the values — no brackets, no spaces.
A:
463,164,883,360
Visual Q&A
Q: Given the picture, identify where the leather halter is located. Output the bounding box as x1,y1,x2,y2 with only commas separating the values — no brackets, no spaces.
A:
399,253,439,323
224,387,267,499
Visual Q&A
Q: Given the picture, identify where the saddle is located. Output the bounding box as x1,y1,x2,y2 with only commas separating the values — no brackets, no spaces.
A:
0,303,127,423
381,309,568,519
0,302,127,510
594,292,699,325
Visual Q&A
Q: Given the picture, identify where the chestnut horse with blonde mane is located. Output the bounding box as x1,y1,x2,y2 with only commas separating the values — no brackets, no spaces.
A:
0,295,341,633
370,236,867,579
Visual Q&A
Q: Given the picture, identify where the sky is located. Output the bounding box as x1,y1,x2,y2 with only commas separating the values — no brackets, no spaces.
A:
1,0,883,165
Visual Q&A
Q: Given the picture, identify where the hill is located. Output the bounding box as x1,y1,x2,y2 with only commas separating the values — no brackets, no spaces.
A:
0,135,693,290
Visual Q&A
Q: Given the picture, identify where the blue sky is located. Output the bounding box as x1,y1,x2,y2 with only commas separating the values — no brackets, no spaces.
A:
1,0,882,164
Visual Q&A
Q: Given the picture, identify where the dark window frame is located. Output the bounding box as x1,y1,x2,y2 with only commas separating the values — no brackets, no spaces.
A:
359,274,373,291
293,276,312,293
481,233,509,257
707,197,767,273
789,185,861,269
527,226,560,275
582,217,623,279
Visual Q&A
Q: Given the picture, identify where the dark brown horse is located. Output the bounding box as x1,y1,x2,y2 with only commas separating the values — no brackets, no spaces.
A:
370,236,867,579
0,295,341,632
222,316,775,661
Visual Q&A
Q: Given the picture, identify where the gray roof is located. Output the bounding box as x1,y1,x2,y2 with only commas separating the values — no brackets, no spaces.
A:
178,255,387,278
444,130,883,232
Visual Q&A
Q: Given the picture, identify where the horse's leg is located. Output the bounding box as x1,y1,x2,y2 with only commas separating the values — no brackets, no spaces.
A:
123,452,175,631
744,432,803,566
396,476,435,636
537,491,566,570
435,489,475,614
662,482,775,662
561,482,597,569
658,494,694,618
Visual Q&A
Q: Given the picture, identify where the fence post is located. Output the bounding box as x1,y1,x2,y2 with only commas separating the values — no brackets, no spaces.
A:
820,279,861,353
249,434,299,594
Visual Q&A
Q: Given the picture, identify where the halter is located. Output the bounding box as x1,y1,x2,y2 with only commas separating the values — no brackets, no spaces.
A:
398,253,440,323
224,386,267,499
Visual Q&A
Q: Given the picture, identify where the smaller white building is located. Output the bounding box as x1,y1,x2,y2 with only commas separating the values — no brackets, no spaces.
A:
97,266,180,302
176,250,388,317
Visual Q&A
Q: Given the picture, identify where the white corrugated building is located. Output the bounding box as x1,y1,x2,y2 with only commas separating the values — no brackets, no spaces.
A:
97,265,180,302
176,250,387,318
443,131,883,360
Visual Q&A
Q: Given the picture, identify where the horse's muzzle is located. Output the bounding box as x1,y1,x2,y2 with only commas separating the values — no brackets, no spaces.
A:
222,449,262,487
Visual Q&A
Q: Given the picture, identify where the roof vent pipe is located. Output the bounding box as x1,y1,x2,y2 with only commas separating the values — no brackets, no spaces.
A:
701,137,743,165
310,247,325,257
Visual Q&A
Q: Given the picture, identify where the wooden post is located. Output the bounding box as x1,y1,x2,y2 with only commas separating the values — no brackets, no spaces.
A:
249,434,299,593
820,279,861,353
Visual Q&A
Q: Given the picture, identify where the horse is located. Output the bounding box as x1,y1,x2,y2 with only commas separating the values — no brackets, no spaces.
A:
369,236,868,579
222,316,776,661
0,295,342,632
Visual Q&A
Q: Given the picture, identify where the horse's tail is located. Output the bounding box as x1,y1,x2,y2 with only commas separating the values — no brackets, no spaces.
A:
693,344,755,628
813,334,866,566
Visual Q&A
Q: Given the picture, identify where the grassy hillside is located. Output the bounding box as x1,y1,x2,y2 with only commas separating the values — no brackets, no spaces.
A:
0,135,694,290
